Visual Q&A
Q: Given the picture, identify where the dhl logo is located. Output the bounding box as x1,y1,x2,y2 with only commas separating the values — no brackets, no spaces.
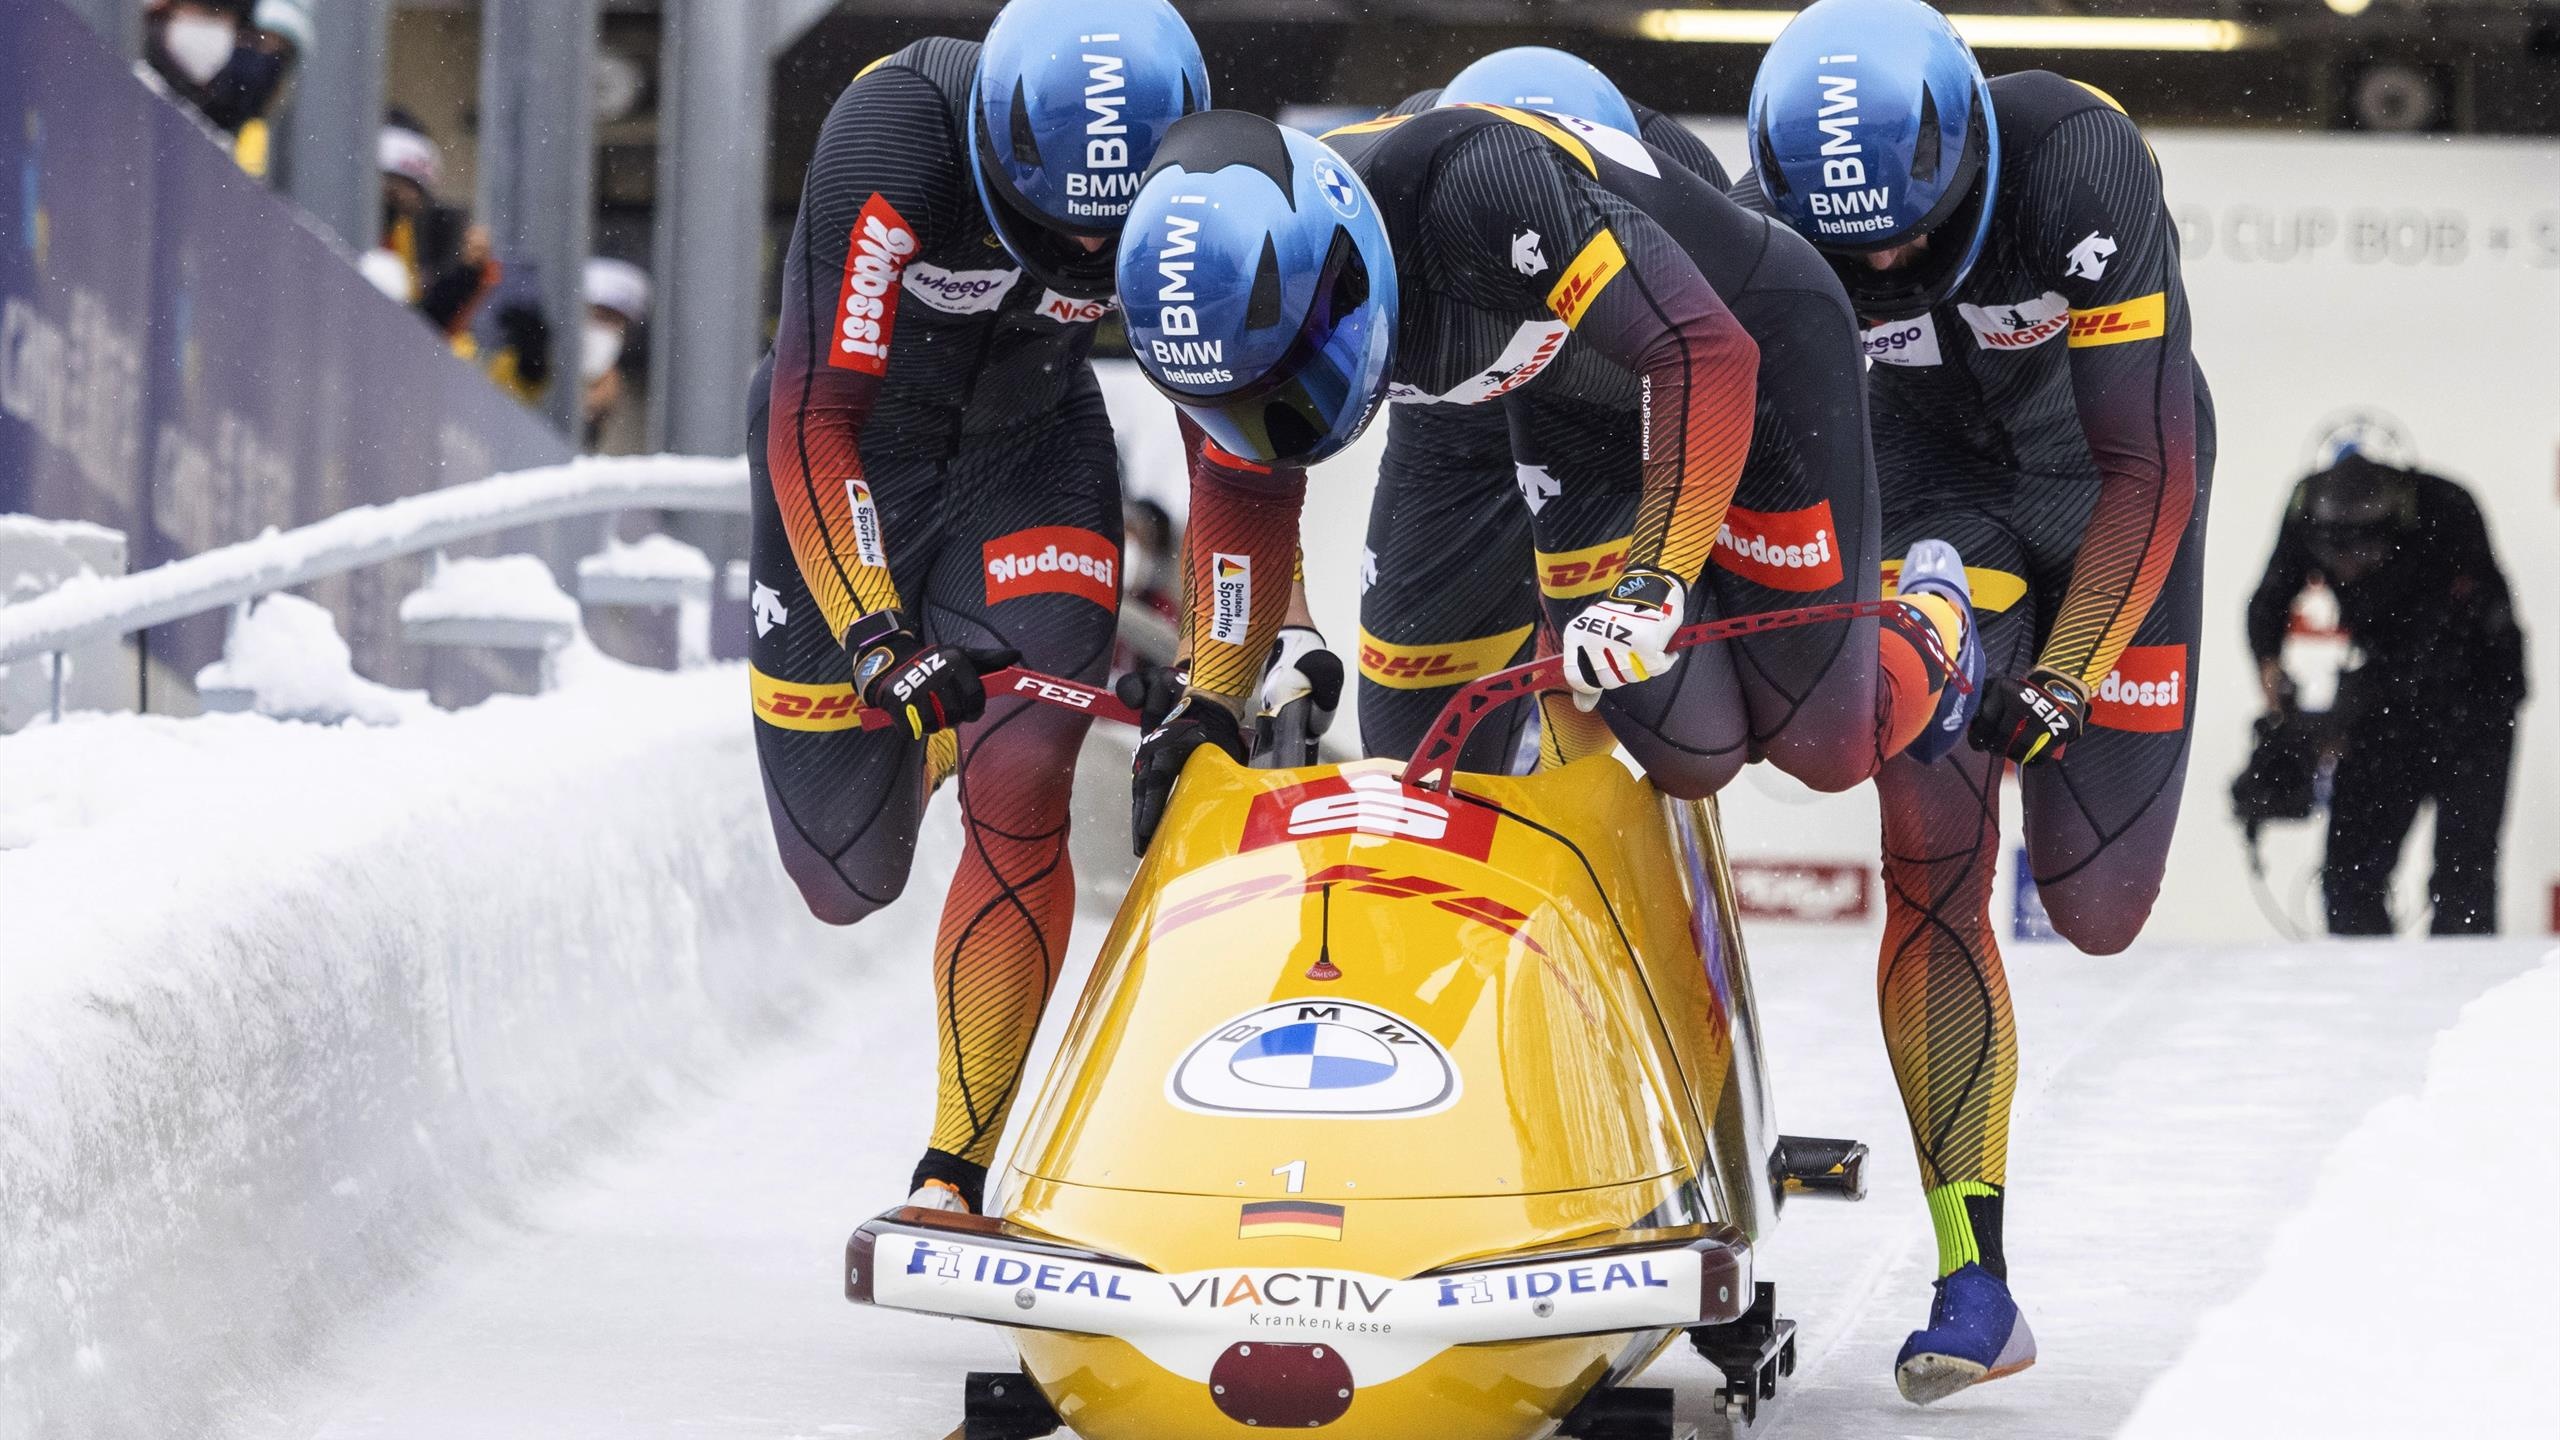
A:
1158,863,1546,955
749,665,867,732
2067,292,2166,348
1546,229,1626,329
1358,624,1534,690
1537,537,1632,599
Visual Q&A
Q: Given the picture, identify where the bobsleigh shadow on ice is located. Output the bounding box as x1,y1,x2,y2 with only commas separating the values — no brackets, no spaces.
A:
848,740,1863,1438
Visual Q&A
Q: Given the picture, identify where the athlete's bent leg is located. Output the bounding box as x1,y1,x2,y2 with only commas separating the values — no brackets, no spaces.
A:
746,357,934,925
2020,426,2214,956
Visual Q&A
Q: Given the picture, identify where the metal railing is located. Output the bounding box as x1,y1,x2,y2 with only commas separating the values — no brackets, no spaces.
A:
0,452,1191,723
0,456,750,718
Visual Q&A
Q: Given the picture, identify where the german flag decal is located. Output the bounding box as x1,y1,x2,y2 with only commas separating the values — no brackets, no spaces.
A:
2067,292,2166,348
1547,230,1627,328
1239,1200,1346,1241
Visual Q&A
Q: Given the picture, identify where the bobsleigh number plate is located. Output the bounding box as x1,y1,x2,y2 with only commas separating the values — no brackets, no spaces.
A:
850,1215,1748,1389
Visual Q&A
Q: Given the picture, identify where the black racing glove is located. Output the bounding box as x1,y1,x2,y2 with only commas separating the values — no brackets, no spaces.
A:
1132,696,1246,855
848,611,1018,740
1114,661,1191,732
1970,667,2088,766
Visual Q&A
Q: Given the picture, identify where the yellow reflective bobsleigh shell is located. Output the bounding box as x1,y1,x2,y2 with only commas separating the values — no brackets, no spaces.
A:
963,753,1754,1439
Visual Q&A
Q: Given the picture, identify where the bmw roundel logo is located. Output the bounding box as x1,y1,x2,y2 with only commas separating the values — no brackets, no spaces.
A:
1312,158,1361,221
1169,1000,1460,1118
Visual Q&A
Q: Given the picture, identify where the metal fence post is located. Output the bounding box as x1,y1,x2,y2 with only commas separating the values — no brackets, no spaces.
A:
477,0,602,437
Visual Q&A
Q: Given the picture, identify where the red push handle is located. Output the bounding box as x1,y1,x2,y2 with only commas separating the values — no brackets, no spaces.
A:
855,666,1143,733
1399,598,1963,792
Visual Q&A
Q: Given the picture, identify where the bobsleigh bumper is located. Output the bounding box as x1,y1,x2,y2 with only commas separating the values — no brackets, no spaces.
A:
847,1206,1750,1434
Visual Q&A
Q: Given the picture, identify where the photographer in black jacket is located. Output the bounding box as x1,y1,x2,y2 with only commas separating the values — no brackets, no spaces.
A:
2247,453,2526,935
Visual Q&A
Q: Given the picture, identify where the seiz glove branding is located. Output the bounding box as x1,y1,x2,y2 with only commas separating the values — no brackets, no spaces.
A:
1258,626,1345,737
847,610,1020,740
1130,696,1246,855
1562,568,1685,707
1970,667,2088,766
1113,660,1191,733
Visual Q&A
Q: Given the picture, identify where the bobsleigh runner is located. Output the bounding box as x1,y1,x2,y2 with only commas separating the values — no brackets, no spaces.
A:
844,603,1920,1439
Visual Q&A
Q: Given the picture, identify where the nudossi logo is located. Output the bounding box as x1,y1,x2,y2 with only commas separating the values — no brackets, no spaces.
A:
1808,57,1895,238
2088,644,2187,733
1712,502,1844,591
982,526,1119,609
830,194,917,375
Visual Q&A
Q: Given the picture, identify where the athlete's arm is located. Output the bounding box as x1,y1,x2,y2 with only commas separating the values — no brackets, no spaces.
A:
1176,416,1308,708
2029,104,2201,690
764,60,949,643
1429,129,1759,591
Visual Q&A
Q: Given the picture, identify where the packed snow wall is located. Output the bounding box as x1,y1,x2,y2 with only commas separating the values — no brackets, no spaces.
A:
0,661,879,1438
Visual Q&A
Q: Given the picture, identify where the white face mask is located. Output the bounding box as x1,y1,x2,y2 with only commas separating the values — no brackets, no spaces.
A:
581,321,624,382
162,13,239,87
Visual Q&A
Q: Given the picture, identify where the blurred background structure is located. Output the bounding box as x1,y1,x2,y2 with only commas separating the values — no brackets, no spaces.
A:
4,0,2555,936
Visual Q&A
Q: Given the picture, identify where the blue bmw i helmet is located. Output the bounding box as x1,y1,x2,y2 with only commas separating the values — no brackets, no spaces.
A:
970,0,1210,300
1747,0,2000,318
1442,46,1641,139
1118,113,1399,467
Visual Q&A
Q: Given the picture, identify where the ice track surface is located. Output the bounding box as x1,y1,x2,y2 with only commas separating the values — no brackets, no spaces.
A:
262,929,2554,1440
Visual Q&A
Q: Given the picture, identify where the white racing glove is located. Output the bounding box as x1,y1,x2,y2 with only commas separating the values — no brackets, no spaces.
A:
1561,570,1685,710
1256,625,1343,736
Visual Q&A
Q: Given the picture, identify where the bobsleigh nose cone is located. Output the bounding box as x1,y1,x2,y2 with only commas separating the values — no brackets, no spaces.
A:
1209,1340,1355,1428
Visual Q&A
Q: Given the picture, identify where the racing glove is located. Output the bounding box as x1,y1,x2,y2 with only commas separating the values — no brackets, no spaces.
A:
1970,667,2088,766
1257,626,1344,737
1131,696,1246,855
848,610,1018,740
1114,661,1190,732
1561,570,1685,710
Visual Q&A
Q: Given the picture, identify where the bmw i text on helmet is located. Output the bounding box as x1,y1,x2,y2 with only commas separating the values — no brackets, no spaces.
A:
1118,113,1400,467
1440,46,1641,140
970,0,1210,300
1747,0,2000,320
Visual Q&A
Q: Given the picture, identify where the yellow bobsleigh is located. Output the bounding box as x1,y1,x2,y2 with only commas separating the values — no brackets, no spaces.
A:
846,656,1874,1439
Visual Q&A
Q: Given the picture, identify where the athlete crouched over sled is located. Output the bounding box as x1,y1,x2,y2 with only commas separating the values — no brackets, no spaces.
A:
748,0,1207,1214
1112,98,1980,847
1748,0,2216,1403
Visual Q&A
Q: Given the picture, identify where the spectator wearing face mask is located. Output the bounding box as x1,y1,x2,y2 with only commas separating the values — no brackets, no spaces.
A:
580,258,650,452
144,0,311,177
363,113,552,407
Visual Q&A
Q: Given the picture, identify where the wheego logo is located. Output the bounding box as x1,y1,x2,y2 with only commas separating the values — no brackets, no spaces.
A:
830,193,916,375
982,525,1119,609
1713,502,1844,591
1064,37,1141,218
1807,57,1896,237
1862,314,1942,367
2088,644,2187,732
901,263,1020,315
2068,292,2167,348
1209,552,1251,645
1168,1000,1460,1119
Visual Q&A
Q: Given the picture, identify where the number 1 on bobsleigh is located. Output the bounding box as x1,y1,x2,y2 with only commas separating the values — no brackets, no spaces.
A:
844,606,1906,1439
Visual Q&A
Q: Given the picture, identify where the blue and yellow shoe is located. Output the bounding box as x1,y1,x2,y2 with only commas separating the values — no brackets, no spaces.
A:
1893,539,1985,764
1894,1263,2036,1405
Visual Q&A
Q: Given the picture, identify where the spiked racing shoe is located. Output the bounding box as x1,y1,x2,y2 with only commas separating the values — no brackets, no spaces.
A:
1892,539,1985,764
1894,1263,2036,1405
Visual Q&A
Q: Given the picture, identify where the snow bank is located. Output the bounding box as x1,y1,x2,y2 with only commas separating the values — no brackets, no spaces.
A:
0,661,920,1439
396,552,580,626
2121,949,2560,1438
578,533,714,586
194,594,431,726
